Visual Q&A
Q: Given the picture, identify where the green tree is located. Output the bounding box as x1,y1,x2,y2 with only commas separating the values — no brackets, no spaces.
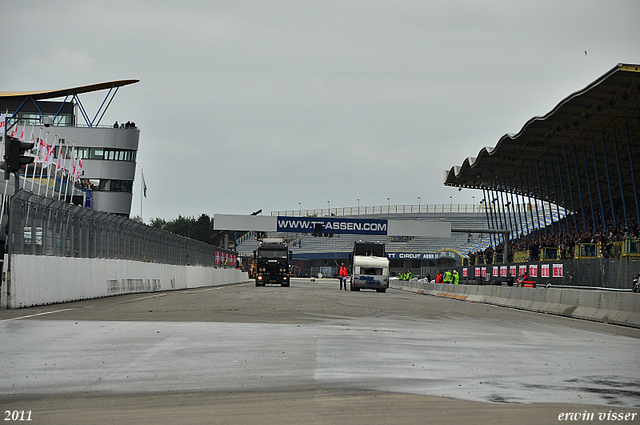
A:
149,214,214,243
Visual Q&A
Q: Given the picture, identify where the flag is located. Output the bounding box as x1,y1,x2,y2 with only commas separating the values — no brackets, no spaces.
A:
70,149,76,179
44,139,56,168
37,136,49,163
141,169,147,198
56,146,65,173
74,156,83,182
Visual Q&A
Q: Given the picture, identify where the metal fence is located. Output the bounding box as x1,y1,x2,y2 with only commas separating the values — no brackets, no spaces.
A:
4,190,233,267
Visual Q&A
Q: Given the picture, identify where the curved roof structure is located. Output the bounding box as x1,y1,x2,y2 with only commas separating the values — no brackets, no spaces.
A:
0,79,139,100
444,63,640,217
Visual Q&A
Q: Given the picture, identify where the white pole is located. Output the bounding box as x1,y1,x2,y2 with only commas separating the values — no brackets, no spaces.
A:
43,135,57,198
56,145,64,201
140,169,143,220
63,144,75,203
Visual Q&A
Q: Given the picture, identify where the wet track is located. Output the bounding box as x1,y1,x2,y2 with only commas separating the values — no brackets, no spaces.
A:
1,279,639,424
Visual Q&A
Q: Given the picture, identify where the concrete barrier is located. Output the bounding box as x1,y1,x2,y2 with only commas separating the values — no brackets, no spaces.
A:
2,254,248,308
390,280,639,328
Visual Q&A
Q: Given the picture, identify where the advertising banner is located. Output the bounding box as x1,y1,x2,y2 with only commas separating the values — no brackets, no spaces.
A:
276,216,388,235
553,263,563,277
541,264,550,278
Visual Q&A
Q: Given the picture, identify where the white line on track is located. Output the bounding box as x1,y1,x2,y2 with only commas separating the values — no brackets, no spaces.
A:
0,309,75,322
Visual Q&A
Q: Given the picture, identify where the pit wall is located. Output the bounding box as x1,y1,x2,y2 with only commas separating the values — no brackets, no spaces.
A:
391,280,640,328
1,254,249,309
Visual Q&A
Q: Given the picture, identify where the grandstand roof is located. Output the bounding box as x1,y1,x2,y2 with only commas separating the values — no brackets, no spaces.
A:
444,63,640,212
0,79,139,100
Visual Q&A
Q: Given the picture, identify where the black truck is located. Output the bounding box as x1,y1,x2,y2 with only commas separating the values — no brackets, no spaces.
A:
253,238,292,287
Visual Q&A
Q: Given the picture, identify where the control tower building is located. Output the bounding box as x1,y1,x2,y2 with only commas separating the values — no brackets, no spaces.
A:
0,80,140,217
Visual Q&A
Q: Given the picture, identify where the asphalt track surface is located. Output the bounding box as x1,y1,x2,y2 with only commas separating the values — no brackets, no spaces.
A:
1,278,639,424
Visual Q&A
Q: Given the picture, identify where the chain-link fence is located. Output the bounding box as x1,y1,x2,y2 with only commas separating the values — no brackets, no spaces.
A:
5,190,234,267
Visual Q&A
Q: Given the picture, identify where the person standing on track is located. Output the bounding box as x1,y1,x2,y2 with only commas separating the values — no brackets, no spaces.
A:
339,263,349,290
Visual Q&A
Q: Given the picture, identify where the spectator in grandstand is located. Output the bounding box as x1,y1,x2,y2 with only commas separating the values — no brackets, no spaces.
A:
468,251,476,266
528,243,540,261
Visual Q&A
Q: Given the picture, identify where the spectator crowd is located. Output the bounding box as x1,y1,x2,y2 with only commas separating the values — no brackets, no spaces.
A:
468,200,640,265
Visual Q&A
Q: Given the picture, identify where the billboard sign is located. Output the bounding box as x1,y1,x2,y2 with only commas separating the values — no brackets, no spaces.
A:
276,216,388,235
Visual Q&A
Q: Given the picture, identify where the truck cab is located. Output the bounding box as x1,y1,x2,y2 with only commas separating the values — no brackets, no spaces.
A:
350,242,389,293
254,238,292,287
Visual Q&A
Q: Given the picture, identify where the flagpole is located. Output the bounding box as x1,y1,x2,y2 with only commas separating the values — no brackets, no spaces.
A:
56,145,64,201
64,143,75,203
0,120,8,237
37,131,46,193
29,126,38,192
140,169,143,220
45,135,56,198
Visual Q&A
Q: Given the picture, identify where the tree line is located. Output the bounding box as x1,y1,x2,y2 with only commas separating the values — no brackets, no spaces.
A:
149,214,216,244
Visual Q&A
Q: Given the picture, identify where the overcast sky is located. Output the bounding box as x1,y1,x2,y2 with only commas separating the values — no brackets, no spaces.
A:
2,1,639,221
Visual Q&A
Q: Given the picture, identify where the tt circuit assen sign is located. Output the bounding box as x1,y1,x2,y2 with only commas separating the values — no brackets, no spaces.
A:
276,217,387,235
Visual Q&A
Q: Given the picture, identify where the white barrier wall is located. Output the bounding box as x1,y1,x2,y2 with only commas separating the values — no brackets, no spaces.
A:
1,254,249,308
392,280,640,328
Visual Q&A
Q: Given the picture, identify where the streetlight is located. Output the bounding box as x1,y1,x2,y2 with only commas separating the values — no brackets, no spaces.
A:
327,200,330,215
471,196,475,213
298,202,301,216
418,196,421,213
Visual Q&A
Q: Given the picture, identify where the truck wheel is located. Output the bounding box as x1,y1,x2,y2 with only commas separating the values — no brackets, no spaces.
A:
376,288,386,293
281,283,290,287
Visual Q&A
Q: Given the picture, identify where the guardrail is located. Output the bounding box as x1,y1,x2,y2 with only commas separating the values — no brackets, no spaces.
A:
5,190,234,267
392,281,640,328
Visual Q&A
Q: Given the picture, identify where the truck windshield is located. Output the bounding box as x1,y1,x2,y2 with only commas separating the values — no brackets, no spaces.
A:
258,250,288,258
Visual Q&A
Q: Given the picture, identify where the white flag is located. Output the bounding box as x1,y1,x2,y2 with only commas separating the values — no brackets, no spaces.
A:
37,135,49,163
44,139,56,168
70,149,76,178
74,156,83,182
56,146,65,174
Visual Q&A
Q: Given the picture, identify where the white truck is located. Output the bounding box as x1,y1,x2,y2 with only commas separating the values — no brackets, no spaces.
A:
350,242,389,293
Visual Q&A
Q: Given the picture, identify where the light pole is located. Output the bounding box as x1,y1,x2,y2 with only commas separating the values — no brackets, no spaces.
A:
472,196,475,212
327,200,330,215
298,202,301,216
357,198,360,214
387,197,390,213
